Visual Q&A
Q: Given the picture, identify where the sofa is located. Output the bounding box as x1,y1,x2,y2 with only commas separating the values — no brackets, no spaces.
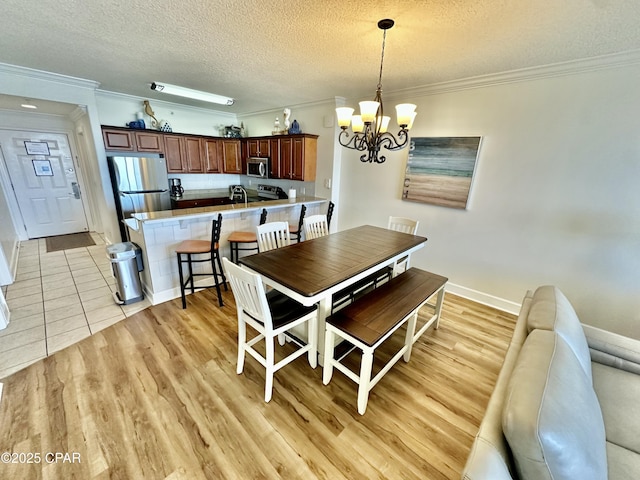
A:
461,285,640,480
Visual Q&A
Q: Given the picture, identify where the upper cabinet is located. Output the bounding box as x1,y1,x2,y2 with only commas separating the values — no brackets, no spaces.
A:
221,140,242,174
102,128,136,151
101,126,317,180
134,131,163,152
247,138,271,158
278,134,318,181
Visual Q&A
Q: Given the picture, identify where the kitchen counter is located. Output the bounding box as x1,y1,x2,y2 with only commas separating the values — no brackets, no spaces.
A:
134,195,324,224
125,195,328,305
170,188,231,202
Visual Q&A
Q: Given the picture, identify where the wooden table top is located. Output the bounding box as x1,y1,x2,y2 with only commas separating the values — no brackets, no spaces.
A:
239,225,428,298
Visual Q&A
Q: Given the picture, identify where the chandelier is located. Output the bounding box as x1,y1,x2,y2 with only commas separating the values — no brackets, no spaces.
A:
336,19,417,164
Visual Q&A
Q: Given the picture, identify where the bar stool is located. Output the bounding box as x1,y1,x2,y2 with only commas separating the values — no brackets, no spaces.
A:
176,213,227,308
228,208,268,263
289,205,306,243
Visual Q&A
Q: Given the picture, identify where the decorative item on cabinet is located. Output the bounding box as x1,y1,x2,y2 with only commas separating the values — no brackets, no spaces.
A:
288,119,301,134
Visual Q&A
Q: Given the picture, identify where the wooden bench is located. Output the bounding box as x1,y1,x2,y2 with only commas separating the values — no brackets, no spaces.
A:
322,268,448,414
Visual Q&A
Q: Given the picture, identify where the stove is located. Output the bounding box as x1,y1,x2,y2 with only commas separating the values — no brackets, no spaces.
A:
228,184,288,202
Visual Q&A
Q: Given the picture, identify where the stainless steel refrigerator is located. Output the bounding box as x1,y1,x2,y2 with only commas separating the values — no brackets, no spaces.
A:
107,153,171,241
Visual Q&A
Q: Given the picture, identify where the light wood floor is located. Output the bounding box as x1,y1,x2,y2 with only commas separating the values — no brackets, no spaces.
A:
0,287,516,480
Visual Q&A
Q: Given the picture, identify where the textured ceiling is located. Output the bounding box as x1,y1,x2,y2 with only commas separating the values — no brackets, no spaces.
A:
2,0,640,114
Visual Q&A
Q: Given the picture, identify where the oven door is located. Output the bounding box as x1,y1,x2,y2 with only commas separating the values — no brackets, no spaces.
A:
247,159,268,178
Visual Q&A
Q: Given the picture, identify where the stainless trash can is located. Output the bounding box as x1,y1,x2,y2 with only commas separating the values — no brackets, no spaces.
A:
107,242,144,305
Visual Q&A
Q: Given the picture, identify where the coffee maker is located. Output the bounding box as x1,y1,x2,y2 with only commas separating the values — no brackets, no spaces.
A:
169,178,184,197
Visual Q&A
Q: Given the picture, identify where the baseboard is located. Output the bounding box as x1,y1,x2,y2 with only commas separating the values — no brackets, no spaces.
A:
445,283,521,315
142,277,221,306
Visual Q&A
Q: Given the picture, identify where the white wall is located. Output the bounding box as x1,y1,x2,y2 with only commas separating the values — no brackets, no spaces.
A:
339,59,640,339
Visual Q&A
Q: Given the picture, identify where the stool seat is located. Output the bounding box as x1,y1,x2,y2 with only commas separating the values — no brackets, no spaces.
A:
229,208,268,263
176,240,219,254
227,231,257,243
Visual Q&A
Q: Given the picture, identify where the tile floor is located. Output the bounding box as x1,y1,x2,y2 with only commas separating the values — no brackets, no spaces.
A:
0,233,150,379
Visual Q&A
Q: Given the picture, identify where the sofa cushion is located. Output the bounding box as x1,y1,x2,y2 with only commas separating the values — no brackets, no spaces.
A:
593,362,640,454
503,329,607,480
527,285,592,382
606,442,640,480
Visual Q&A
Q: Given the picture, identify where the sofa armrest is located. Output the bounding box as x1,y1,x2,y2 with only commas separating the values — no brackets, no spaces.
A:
583,324,640,375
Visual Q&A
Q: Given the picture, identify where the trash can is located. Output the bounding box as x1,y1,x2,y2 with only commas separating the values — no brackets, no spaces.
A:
107,242,144,305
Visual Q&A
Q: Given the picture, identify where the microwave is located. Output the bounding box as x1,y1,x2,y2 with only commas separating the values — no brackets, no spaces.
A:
246,157,269,178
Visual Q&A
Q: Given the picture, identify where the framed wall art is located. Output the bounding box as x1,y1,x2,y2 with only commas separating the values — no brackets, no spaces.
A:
402,136,482,209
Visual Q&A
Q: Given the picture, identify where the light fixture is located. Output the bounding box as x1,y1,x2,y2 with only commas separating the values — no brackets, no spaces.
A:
21,99,37,109
336,19,416,164
150,82,234,106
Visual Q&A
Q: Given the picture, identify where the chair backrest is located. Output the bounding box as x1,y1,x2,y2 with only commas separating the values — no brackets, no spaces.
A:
256,221,291,252
388,216,419,235
222,257,273,330
259,208,268,225
296,205,307,233
303,215,329,240
210,213,223,247
327,201,335,229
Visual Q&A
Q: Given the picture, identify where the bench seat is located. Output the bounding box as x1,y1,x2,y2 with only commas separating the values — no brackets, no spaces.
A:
322,267,448,414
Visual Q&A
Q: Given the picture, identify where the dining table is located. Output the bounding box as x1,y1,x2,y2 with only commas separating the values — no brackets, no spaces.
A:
238,224,428,364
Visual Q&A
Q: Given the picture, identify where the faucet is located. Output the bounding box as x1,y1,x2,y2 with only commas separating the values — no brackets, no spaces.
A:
230,185,247,207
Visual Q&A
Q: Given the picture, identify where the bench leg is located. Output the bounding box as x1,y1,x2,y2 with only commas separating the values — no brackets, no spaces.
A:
308,314,318,369
265,337,275,403
404,311,418,362
357,349,374,415
322,327,335,385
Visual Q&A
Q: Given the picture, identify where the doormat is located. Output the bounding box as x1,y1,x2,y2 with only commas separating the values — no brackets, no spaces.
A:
45,232,96,253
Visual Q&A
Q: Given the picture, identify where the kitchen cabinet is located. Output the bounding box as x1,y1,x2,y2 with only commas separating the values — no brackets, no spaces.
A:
134,131,163,152
247,138,271,158
184,136,204,173
163,135,186,173
164,135,204,173
171,197,232,209
268,138,280,178
221,139,242,174
202,138,221,173
103,128,135,151
278,134,317,181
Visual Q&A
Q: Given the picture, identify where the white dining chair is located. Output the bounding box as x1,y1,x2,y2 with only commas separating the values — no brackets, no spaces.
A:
256,221,291,252
222,258,318,402
388,216,419,235
388,216,420,276
303,214,329,240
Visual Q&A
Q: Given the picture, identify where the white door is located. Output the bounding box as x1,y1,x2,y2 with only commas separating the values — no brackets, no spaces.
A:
0,130,88,238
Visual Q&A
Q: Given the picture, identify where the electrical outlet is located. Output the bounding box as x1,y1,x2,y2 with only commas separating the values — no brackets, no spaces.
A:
324,178,332,189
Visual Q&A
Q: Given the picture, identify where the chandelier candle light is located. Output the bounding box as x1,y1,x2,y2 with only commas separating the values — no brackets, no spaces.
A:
336,19,417,164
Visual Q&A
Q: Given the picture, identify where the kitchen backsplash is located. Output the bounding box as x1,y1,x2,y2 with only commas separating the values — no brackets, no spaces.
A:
167,173,315,196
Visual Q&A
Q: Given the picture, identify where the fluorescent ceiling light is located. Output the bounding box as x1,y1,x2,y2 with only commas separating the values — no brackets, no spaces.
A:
21,103,37,109
150,82,234,106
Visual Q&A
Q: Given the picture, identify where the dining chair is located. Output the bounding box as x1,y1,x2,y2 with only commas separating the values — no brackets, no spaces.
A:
327,201,335,229
388,216,419,276
388,216,419,235
289,204,306,243
303,214,329,240
222,257,318,402
228,208,268,263
256,221,291,252
175,213,227,308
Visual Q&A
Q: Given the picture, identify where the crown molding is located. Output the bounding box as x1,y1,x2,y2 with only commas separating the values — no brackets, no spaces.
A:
95,89,236,119
0,62,100,90
384,49,640,101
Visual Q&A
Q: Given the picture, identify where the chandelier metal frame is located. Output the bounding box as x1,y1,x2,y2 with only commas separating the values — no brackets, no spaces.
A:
337,19,413,164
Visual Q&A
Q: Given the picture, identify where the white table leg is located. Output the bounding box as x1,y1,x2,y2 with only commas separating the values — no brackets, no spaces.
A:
322,326,335,385
435,288,446,329
316,296,332,366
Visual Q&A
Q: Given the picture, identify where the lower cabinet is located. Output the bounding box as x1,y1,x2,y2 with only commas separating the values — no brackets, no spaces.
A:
171,197,232,209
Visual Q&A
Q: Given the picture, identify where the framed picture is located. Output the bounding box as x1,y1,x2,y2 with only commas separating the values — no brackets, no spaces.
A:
403,136,482,209
32,159,53,176
24,141,50,156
